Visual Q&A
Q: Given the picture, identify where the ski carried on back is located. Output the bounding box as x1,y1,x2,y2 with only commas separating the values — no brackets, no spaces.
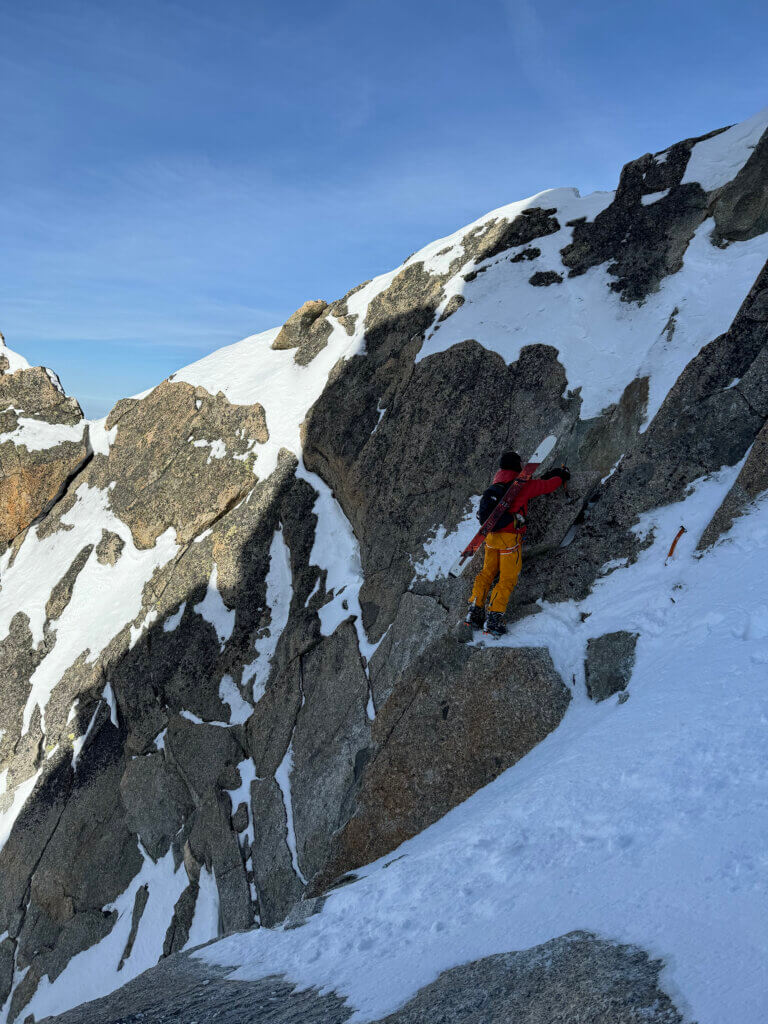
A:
448,435,557,578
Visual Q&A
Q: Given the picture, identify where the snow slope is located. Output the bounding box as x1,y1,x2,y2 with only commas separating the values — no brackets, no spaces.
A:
418,196,768,425
200,468,768,1024
1,109,767,1023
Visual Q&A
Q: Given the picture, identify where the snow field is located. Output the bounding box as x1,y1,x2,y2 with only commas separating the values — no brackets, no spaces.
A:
418,191,768,426
200,467,768,1024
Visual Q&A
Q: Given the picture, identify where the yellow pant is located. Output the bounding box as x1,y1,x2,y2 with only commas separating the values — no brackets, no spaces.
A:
469,531,523,613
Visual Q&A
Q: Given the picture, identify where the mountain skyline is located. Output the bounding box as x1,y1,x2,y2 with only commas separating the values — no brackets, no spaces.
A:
2,0,767,417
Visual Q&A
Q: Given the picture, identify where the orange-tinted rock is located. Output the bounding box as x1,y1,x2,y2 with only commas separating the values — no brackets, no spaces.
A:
0,365,87,549
271,300,329,351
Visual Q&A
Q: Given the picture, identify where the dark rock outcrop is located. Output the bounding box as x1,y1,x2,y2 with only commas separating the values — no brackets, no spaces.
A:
712,126,768,242
585,631,639,702
699,417,768,548
529,269,563,286
560,128,725,301
271,299,329,350
40,931,684,1024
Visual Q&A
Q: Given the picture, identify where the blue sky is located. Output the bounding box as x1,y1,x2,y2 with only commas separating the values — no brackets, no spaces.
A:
1,0,766,417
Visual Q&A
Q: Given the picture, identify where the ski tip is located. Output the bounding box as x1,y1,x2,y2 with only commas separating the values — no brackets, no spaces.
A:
530,434,557,464
448,554,471,577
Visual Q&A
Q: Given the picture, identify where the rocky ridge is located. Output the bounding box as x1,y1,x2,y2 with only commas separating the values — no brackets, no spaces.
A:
0,108,766,1022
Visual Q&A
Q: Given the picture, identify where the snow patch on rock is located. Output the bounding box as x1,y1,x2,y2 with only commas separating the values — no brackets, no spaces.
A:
22,847,188,1022
274,740,306,885
242,525,293,703
411,498,480,582
0,417,86,452
682,107,768,191
193,563,235,649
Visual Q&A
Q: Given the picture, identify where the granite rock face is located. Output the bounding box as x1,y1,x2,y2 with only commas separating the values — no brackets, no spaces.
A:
271,299,329,351
93,379,268,548
314,638,571,890
0,362,88,550
0,113,767,1022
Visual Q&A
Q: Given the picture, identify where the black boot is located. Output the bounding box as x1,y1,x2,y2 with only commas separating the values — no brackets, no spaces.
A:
465,603,485,629
484,611,507,637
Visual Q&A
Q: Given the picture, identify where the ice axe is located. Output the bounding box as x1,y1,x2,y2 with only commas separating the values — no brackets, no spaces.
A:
665,525,686,564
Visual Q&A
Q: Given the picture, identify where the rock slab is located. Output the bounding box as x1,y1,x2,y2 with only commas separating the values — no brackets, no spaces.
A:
40,930,683,1024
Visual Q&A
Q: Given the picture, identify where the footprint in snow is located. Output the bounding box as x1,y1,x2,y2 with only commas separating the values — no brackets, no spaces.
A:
744,605,768,641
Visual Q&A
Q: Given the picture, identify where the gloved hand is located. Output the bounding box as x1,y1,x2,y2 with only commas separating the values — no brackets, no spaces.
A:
542,466,571,483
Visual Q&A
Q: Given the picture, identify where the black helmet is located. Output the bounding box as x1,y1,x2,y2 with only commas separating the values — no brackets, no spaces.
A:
499,451,522,472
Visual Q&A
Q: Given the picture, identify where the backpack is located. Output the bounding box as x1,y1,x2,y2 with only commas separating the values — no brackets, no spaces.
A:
477,482,525,530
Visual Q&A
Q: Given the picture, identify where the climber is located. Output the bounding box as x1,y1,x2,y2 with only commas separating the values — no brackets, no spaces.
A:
466,451,570,637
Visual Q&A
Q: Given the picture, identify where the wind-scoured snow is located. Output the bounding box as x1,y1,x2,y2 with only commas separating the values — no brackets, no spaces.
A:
200,470,768,1024
682,107,768,191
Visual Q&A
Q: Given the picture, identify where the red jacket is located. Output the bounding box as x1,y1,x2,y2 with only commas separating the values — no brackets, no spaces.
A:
491,468,562,533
